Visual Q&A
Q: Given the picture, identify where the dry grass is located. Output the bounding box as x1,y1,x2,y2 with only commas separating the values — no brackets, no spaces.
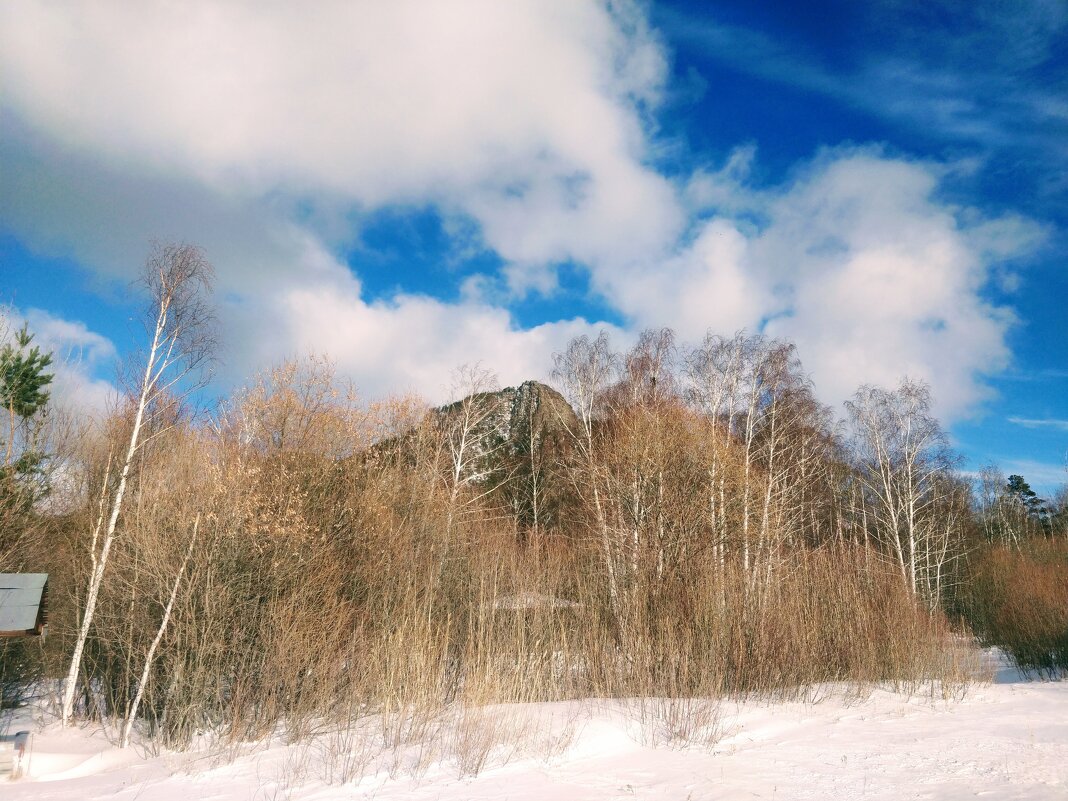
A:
962,541,1068,678
25,356,982,771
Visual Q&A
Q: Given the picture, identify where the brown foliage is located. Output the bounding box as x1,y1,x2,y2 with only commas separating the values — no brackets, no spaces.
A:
28,343,979,750
962,541,1068,677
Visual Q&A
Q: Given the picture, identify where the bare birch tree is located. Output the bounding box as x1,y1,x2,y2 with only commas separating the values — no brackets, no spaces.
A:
846,378,958,605
976,465,1022,547
611,329,678,584
120,515,198,748
61,243,215,725
686,332,744,571
622,328,676,407
686,332,806,580
436,365,504,544
551,332,620,611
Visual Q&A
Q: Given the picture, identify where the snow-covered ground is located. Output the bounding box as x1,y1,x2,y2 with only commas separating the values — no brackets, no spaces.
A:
3,654,1065,800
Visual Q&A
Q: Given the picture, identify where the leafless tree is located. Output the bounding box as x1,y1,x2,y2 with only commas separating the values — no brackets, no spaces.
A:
437,365,504,545
846,378,958,605
622,328,676,407
976,465,1019,547
551,332,621,611
120,514,198,748
504,385,560,543
61,243,215,725
686,332,806,581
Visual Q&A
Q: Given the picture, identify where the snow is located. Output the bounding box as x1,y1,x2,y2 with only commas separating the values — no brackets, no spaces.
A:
3,652,1066,800
492,592,581,610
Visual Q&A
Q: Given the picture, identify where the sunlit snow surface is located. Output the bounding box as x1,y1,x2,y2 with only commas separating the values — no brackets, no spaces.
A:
4,651,1065,800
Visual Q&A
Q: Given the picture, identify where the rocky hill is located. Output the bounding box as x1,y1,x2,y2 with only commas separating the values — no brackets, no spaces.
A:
434,380,578,456
432,380,578,536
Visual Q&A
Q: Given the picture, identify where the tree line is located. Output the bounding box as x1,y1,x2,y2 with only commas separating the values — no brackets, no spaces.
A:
1,243,1065,747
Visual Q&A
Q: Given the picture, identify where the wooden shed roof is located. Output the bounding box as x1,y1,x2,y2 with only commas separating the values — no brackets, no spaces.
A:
0,573,48,637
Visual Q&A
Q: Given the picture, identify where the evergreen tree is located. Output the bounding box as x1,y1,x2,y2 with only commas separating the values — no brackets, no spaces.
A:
0,323,54,508
0,324,54,420
1005,474,1051,534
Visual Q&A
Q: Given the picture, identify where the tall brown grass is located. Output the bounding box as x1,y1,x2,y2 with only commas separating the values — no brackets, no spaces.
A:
32,358,977,759
960,541,1068,678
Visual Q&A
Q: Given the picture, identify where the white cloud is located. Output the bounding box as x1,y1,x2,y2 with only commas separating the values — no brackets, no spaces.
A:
0,123,620,402
0,2,1046,421
0,0,668,400
603,148,1038,421
282,284,620,403
223,237,620,402
747,150,1031,420
0,0,680,270
1008,417,1068,432
605,217,769,336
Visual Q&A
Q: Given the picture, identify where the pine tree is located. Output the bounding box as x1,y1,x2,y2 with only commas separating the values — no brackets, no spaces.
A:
0,322,55,528
0,324,54,420
1006,474,1051,534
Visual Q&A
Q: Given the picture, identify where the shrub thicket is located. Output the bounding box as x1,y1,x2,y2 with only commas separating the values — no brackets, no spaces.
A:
26,352,980,750
960,541,1068,678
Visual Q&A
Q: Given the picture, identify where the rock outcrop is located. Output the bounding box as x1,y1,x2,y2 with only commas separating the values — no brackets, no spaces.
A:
434,380,577,457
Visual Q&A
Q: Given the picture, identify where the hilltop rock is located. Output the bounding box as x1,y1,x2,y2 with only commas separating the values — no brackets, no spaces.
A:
433,380,578,535
434,380,577,452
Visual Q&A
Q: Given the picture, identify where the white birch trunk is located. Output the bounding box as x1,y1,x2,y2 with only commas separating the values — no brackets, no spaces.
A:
121,516,198,748
61,304,166,726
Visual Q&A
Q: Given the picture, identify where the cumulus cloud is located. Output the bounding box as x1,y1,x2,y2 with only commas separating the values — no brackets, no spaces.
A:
748,151,1036,420
0,1,1046,420
603,148,1041,420
1,122,619,401
0,0,680,268
0,0,667,399
282,284,623,403
223,236,622,402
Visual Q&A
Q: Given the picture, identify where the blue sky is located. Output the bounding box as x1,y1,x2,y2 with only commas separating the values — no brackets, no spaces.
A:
1,1,1065,494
